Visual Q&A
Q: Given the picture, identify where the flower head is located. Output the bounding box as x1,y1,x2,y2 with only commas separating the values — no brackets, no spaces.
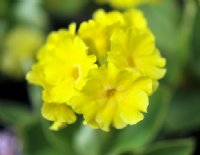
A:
69,63,152,131
27,9,166,132
108,28,166,81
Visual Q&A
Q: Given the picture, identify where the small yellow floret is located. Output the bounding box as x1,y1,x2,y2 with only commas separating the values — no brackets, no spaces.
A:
108,28,166,81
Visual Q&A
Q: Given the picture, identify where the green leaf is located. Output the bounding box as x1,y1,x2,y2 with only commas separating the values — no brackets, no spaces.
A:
165,90,200,132
0,20,7,55
141,0,181,52
18,119,65,155
44,0,90,17
27,85,43,112
141,0,196,86
35,148,64,155
40,118,82,155
73,125,110,155
0,99,32,125
12,0,48,30
191,5,200,77
27,86,76,154
107,86,171,155
142,139,195,155
28,86,78,154
0,0,8,17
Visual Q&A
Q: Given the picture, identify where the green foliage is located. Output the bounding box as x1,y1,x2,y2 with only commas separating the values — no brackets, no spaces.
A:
18,120,64,155
27,86,43,112
12,0,48,30
40,118,80,154
143,139,195,155
0,0,8,17
107,86,171,155
191,5,200,77
165,90,200,132
44,0,90,17
0,100,32,126
73,126,110,155
141,0,196,86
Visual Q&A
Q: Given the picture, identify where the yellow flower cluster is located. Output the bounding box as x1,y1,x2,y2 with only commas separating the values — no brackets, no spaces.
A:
96,0,159,9
1,27,44,78
27,9,166,131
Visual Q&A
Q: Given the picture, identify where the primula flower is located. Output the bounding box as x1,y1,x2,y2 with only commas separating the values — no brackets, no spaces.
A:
78,9,148,64
69,63,153,131
27,24,97,103
27,9,166,132
26,24,97,130
108,28,166,90
96,0,159,9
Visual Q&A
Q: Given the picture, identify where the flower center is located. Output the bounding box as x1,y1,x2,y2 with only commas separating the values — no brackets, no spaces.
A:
106,88,116,98
71,67,80,80
128,56,134,67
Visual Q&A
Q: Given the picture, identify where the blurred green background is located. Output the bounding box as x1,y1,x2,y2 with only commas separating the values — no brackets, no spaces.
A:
0,0,200,155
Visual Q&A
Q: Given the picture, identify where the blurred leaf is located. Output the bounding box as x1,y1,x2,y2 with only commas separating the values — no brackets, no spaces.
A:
44,0,90,17
27,85,43,112
73,125,110,155
0,0,8,17
141,0,181,51
142,138,195,155
12,0,48,30
107,86,171,155
0,99,32,125
27,85,76,154
35,148,63,155
141,0,196,86
165,90,200,132
191,5,200,77
40,118,81,154
28,85,77,154
0,20,7,53
18,119,65,155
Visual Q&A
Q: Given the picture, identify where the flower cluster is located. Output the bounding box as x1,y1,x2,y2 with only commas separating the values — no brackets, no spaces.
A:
96,0,160,9
1,26,44,78
27,9,166,131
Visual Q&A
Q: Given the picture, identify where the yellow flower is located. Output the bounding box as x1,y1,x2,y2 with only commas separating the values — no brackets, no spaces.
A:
27,24,97,103
108,28,166,81
1,26,44,78
27,24,97,130
69,63,153,131
78,9,148,64
96,0,160,9
27,9,166,131
42,102,76,131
